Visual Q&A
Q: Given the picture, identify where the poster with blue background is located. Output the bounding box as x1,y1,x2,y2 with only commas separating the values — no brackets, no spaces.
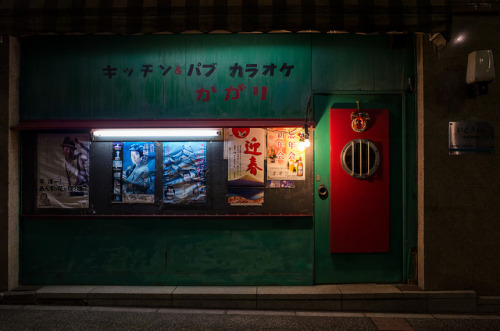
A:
163,142,207,204
121,142,155,203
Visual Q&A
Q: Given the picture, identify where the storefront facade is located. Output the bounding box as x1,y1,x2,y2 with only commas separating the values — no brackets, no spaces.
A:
11,32,414,286
4,1,499,296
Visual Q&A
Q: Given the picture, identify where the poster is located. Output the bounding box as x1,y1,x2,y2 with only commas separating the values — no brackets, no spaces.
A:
227,128,265,205
37,134,90,208
266,128,306,180
163,142,207,204
267,180,294,188
113,142,155,203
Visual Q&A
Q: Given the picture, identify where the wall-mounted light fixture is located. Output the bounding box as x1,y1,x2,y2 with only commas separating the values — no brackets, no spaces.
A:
298,95,313,151
298,126,311,152
429,33,447,51
303,126,311,148
91,128,223,141
466,50,495,97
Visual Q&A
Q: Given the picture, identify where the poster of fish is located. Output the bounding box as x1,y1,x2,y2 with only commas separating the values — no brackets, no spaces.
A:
227,128,265,206
114,141,155,204
37,134,90,208
162,142,207,204
266,127,306,180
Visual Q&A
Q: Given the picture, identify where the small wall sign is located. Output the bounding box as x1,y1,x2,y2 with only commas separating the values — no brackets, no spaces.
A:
449,121,494,155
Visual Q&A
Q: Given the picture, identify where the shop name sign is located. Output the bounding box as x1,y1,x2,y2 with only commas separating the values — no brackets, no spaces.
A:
102,62,295,102
22,35,311,120
449,121,494,155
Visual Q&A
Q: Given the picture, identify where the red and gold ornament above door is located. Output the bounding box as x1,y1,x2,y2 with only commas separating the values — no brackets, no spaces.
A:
351,101,370,132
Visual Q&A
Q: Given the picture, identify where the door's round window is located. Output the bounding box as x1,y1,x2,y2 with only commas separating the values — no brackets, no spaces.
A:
340,139,380,179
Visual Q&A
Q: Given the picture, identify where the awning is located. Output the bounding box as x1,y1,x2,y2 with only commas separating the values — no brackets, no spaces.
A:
0,0,451,36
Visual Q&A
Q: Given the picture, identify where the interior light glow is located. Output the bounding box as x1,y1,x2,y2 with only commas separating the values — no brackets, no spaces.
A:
304,138,311,148
453,32,467,45
93,128,221,138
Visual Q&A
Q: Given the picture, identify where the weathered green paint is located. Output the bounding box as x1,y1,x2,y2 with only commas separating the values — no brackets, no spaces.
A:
22,34,410,121
20,33,417,286
311,35,408,91
21,217,313,285
311,35,416,284
21,34,312,120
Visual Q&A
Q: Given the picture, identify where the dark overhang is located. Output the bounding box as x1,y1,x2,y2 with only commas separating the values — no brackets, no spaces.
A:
0,0,451,36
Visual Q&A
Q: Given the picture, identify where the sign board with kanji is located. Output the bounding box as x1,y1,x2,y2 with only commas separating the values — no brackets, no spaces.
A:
21,34,311,121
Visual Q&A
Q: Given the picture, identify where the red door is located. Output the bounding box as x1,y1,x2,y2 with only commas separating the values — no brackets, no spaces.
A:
330,108,390,253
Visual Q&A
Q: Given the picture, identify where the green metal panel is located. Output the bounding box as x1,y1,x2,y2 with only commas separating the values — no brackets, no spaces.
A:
20,217,313,285
311,34,416,284
21,34,311,121
312,34,408,92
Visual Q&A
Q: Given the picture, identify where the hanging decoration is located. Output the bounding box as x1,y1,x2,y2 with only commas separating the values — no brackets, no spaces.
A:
351,100,370,133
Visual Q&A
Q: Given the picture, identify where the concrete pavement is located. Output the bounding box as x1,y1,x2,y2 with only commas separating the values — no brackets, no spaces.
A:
1,284,500,314
1,304,500,330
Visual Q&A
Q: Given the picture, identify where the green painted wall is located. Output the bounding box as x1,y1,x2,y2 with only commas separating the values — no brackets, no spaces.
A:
21,217,313,285
311,35,408,91
21,34,311,120
20,34,416,285
310,34,417,284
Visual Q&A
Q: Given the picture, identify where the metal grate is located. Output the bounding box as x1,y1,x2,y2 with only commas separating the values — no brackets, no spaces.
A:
340,139,380,179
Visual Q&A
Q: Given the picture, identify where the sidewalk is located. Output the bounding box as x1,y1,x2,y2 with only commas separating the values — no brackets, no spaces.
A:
1,284,499,314
1,305,500,331
1,304,499,331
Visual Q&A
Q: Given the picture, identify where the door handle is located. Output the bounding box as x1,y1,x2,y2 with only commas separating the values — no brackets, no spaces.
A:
318,184,328,199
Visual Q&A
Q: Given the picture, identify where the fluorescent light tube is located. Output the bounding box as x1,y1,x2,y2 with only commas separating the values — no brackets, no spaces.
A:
92,128,221,138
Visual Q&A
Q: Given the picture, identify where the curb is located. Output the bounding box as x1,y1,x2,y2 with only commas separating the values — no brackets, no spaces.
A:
1,285,498,314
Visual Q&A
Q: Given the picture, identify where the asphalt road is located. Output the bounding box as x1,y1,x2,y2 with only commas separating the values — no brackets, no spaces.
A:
1,305,499,330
